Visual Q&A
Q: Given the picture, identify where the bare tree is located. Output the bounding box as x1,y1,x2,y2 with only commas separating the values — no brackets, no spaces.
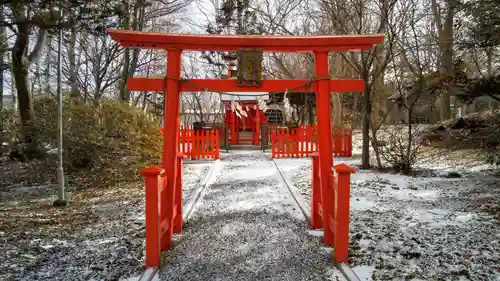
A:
431,0,458,121
118,0,192,103
378,0,434,173
318,0,402,169
181,54,224,124
79,33,123,103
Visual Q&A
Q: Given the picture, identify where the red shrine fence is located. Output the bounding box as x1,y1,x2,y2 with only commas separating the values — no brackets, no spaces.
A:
161,127,220,160
161,124,352,160
270,125,353,158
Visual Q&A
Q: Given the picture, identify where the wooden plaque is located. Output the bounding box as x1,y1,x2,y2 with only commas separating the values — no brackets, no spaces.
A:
237,49,263,87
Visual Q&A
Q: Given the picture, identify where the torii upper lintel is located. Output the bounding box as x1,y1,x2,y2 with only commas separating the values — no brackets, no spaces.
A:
107,29,384,52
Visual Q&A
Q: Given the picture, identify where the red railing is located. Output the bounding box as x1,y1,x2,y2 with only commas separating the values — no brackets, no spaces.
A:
140,154,184,267
178,126,219,160
310,153,355,263
270,125,352,158
161,127,220,160
270,125,317,158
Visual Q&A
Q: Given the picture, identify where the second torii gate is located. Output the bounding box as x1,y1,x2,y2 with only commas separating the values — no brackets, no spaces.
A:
107,29,384,268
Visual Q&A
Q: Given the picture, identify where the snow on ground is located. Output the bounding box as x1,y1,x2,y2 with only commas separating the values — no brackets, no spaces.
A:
274,154,500,281
158,151,347,281
0,162,210,281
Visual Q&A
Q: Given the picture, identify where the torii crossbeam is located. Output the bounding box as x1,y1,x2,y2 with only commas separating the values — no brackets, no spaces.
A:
108,29,384,268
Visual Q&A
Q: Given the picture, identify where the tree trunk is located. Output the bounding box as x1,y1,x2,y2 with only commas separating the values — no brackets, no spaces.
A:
119,0,131,102
361,78,371,169
12,21,37,156
486,47,494,109
332,93,342,127
10,2,47,157
0,6,4,110
308,102,315,124
434,0,455,122
44,36,51,95
119,0,146,103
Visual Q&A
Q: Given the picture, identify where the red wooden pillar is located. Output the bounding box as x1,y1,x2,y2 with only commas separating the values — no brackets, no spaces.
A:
311,152,322,229
314,51,335,246
255,107,260,145
162,49,182,250
140,166,165,268
174,154,184,233
333,163,356,263
235,110,240,144
231,109,236,144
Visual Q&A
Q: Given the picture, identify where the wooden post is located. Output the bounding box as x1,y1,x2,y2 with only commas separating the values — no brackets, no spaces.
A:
215,129,220,159
255,110,260,145
333,163,356,263
231,110,236,145
174,154,184,233
140,166,165,268
314,51,335,246
311,152,322,229
162,49,182,250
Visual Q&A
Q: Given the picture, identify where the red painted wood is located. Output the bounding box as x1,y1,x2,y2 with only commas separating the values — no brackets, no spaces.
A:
128,78,365,93
162,50,182,251
215,130,220,159
140,166,164,267
108,29,384,52
314,51,335,247
231,111,236,145
269,125,353,159
175,127,220,160
174,155,183,233
311,153,322,229
333,164,356,263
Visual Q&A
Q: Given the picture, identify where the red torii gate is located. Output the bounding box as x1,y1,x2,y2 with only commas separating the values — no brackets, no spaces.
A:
107,29,384,268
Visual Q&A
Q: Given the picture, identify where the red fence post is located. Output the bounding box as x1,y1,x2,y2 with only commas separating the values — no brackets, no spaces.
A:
215,129,220,159
333,163,356,263
140,166,165,268
311,152,322,229
274,129,278,158
193,130,198,160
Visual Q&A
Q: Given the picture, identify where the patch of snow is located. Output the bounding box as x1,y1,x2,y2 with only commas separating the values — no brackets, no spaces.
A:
275,154,500,281
351,197,377,211
307,230,324,237
325,267,348,281
352,265,374,281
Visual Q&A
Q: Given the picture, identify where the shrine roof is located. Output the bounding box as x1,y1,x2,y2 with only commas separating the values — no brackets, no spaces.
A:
107,29,384,52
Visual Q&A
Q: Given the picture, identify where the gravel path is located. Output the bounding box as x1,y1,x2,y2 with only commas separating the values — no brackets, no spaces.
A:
182,162,211,205
159,151,346,281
